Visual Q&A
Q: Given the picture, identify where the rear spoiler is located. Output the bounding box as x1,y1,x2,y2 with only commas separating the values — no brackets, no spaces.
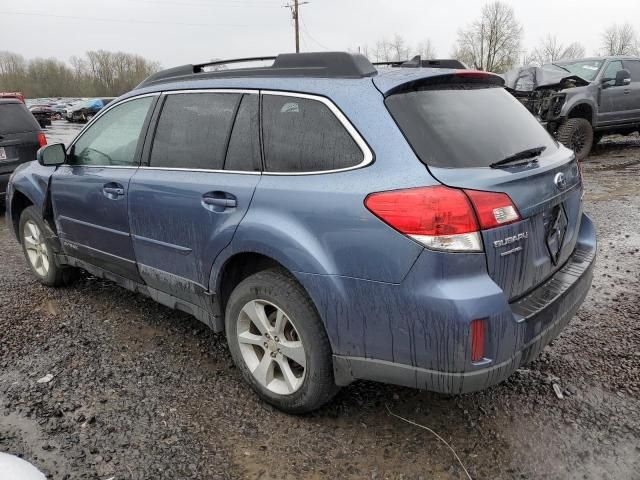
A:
381,70,506,97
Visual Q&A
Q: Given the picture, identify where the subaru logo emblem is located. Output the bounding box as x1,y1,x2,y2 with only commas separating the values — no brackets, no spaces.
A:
554,172,567,190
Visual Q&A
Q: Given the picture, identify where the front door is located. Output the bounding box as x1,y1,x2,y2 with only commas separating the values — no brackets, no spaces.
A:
598,60,634,125
51,95,157,280
623,59,640,123
128,91,262,304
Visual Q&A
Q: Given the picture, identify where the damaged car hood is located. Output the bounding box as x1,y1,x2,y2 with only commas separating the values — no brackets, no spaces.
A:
502,65,590,92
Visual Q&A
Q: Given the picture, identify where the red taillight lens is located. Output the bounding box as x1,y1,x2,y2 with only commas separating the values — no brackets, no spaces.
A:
470,319,486,362
365,186,521,252
38,132,47,148
464,189,520,229
364,186,482,252
365,186,478,236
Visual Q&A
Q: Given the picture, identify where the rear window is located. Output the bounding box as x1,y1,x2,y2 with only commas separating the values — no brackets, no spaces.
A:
0,103,40,134
385,86,557,169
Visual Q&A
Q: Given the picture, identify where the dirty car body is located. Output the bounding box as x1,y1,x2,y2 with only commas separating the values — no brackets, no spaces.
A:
6,53,597,411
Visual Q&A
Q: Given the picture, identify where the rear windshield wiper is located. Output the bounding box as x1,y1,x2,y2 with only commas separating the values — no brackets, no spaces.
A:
490,146,546,168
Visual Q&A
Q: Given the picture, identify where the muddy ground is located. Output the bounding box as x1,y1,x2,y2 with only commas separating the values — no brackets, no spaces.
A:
1,122,639,479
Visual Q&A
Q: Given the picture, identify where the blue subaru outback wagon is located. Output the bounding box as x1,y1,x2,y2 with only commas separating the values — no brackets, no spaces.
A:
7,53,596,413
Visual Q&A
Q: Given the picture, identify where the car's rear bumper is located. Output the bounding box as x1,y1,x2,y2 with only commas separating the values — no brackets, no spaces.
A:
0,172,10,196
327,213,596,393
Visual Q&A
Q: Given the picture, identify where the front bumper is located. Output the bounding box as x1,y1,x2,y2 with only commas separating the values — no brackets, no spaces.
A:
328,214,596,393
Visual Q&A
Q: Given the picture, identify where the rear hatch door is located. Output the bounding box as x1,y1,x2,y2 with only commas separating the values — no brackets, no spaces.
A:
385,75,583,300
0,102,41,177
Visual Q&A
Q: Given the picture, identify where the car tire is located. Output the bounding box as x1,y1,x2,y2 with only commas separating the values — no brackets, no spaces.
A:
19,206,78,287
557,118,594,161
225,268,339,414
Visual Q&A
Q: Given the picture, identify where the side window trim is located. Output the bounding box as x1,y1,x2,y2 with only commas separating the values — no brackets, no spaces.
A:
260,90,374,176
66,93,160,168
138,89,261,175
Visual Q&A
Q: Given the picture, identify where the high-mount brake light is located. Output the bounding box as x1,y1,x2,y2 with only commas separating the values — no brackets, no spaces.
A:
364,186,521,252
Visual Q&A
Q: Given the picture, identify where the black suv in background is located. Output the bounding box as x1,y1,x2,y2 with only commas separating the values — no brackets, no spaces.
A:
0,99,46,200
504,56,640,160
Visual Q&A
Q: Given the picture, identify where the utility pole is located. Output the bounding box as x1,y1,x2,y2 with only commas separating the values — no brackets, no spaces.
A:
284,0,309,53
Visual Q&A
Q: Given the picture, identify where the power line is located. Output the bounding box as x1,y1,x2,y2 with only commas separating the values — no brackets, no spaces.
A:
0,10,254,27
122,0,281,7
299,17,330,51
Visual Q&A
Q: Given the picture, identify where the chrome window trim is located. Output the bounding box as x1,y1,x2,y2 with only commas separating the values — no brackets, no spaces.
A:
138,166,261,175
164,89,257,95
58,165,139,170
260,90,373,176
66,88,373,176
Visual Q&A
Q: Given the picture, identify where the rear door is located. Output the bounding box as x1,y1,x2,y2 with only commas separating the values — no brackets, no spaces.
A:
0,102,41,193
385,80,582,301
128,91,261,304
51,95,157,280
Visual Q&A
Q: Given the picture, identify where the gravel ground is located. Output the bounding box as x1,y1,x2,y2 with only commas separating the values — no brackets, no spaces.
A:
1,122,639,479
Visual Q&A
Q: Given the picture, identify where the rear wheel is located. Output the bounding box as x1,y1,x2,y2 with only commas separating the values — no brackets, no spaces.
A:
19,206,77,287
557,118,594,161
225,268,339,413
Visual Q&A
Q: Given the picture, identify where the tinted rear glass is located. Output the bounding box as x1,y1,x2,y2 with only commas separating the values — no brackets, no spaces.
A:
0,103,40,134
386,86,557,169
262,95,363,173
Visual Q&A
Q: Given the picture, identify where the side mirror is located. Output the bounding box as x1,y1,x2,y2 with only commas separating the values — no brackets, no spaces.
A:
615,69,631,86
37,143,66,166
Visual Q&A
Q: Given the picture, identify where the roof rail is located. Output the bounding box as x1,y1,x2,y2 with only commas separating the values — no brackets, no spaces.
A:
373,56,467,70
136,52,377,89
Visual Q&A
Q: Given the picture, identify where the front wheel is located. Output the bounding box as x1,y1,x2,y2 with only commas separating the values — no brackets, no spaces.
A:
19,206,78,287
225,268,339,413
557,118,594,161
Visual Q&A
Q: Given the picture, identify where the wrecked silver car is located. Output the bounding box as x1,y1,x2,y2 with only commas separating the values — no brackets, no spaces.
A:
503,57,640,160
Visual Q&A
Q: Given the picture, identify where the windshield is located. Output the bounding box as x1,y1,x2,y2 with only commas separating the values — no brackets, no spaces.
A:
549,60,604,81
385,86,557,169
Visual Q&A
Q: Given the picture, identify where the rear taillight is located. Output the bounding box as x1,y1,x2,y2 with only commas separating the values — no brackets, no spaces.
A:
364,186,520,252
470,319,486,362
464,189,520,229
38,132,47,148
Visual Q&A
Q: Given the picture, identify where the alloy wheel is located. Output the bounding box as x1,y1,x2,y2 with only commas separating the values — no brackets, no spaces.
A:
237,299,306,395
23,220,49,277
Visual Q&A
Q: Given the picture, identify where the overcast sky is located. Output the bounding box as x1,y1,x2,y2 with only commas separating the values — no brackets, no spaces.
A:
1,0,639,67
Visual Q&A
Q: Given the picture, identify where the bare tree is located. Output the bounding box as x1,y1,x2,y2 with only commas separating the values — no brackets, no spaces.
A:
601,23,639,56
453,1,523,73
414,39,437,59
389,34,409,62
529,35,586,65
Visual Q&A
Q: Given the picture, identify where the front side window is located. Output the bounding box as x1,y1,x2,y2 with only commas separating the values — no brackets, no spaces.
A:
262,95,364,173
71,96,153,166
603,60,624,84
150,92,241,170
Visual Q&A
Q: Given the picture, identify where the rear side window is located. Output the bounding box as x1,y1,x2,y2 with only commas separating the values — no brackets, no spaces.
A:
224,94,261,172
0,103,40,134
262,95,363,173
150,93,241,170
624,60,640,82
386,86,557,169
